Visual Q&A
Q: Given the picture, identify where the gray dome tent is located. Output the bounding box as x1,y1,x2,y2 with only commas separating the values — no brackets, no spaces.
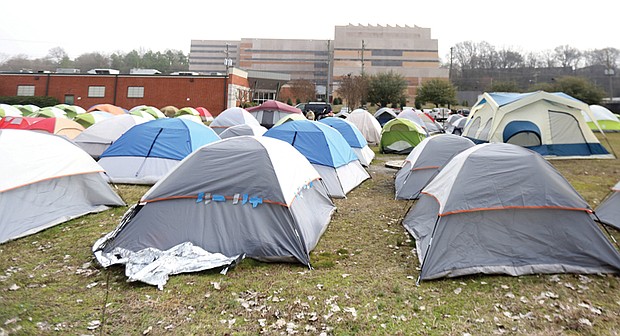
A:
403,143,620,281
94,136,336,273
395,134,475,200
595,181,620,230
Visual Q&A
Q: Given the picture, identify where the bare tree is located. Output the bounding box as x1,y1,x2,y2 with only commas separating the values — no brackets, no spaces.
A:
540,49,557,68
585,48,620,68
46,47,68,64
288,79,316,103
524,52,541,68
497,48,524,69
554,45,582,69
336,74,371,107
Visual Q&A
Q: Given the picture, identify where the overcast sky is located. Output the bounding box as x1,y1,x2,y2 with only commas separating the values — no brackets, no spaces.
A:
1,0,618,62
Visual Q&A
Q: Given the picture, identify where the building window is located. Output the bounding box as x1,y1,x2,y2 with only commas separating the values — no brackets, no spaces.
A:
17,85,35,96
127,86,144,98
88,86,105,98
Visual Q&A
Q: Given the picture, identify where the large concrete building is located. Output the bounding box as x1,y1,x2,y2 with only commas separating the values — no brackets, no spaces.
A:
332,24,448,100
189,24,448,104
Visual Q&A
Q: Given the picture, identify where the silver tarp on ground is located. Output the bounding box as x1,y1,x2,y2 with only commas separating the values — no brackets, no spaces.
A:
94,241,243,290
403,143,620,281
596,182,620,230
395,134,474,200
94,137,336,271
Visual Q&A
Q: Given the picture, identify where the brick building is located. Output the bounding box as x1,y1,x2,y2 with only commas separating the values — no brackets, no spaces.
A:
0,70,252,115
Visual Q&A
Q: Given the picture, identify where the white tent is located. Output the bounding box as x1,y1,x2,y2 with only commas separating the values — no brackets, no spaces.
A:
346,109,382,145
209,107,261,135
462,91,613,159
0,130,125,244
74,114,148,159
582,105,620,132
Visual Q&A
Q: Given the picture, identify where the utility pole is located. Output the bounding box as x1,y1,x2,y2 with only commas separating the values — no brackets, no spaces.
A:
605,49,615,102
449,46,454,82
223,43,232,109
361,40,365,75
326,40,331,103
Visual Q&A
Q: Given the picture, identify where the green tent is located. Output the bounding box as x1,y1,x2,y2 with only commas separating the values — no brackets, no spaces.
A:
14,104,39,116
73,111,114,128
30,106,67,119
584,105,620,132
1,104,23,117
55,104,86,119
380,118,427,154
135,106,166,119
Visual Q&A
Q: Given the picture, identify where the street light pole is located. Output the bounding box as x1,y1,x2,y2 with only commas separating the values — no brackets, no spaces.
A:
224,43,231,109
605,68,615,102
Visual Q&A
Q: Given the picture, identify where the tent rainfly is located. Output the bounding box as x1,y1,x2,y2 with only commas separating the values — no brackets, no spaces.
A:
582,105,620,132
246,100,303,129
98,118,220,184
374,107,398,126
93,136,335,288
380,118,427,154
595,181,620,231
403,143,620,281
319,117,375,166
209,107,261,135
74,114,148,159
219,123,267,139
346,109,382,145
264,120,370,198
395,134,475,200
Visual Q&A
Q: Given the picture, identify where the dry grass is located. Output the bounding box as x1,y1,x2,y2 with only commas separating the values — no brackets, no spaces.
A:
0,134,619,335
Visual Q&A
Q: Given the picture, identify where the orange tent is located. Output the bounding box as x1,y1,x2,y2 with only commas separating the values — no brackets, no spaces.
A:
87,104,127,116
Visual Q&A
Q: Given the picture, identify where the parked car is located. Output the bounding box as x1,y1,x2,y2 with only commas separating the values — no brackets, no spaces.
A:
457,109,470,117
429,107,451,121
295,102,333,120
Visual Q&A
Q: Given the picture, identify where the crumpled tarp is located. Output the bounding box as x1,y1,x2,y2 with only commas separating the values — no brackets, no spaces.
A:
95,241,243,289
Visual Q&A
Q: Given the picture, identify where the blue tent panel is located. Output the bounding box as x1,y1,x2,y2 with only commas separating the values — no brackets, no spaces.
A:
319,117,367,148
502,120,541,143
101,118,220,160
264,120,358,168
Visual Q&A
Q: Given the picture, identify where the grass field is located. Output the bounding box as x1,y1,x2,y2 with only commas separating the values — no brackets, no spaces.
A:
1,134,619,335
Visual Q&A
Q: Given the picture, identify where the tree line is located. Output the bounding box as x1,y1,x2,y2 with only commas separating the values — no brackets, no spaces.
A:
0,47,189,74
449,42,618,94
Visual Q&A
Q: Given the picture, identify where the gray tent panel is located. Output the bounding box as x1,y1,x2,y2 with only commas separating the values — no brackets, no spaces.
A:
395,135,474,200
99,183,333,266
415,208,620,280
596,191,620,230
402,195,440,264
1,174,124,244
144,139,286,204
444,146,590,214
395,168,436,200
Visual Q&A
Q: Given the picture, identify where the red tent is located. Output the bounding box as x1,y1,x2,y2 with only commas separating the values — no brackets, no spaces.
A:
0,116,44,129
195,107,214,122
246,100,302,114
